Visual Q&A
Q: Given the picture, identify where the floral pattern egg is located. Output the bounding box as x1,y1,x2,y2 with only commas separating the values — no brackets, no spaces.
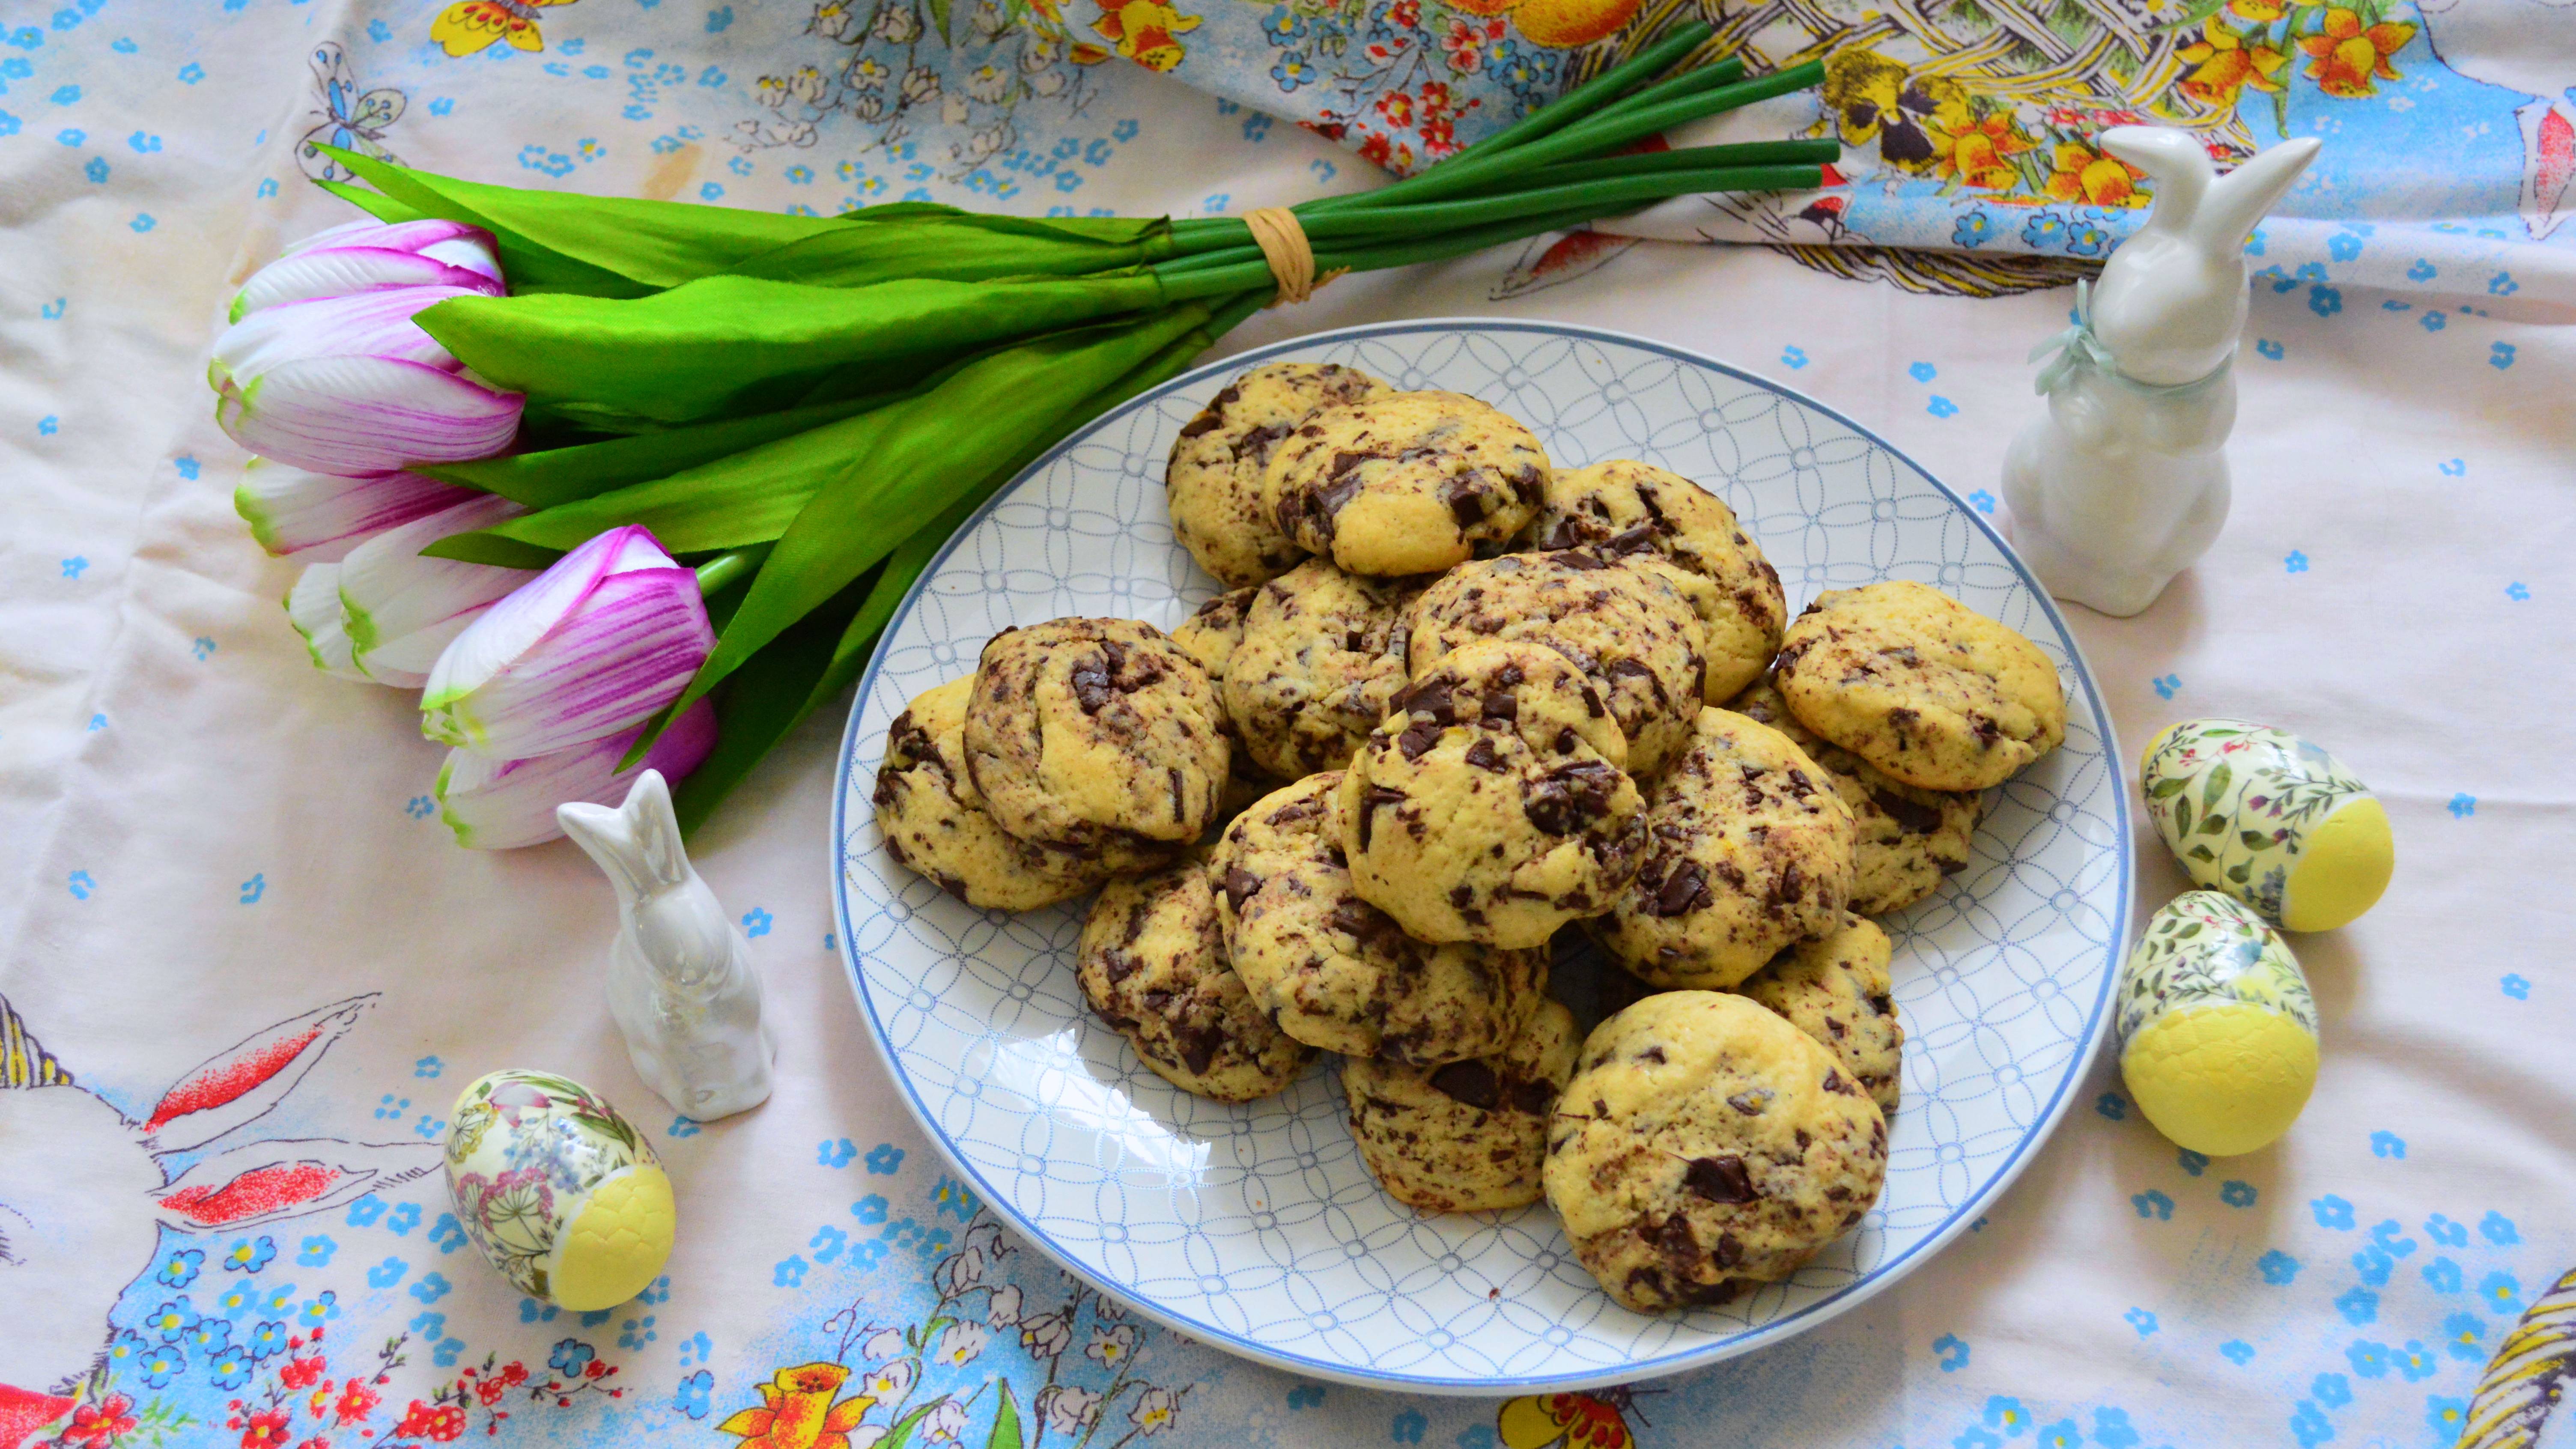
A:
2117,891,2319,1157
443,1069,676,1311
2141,718,2394,931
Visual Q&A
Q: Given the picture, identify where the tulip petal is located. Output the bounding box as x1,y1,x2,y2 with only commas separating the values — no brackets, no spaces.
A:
340,494,531,687
231,247,506,322
235,462,481,562
284,563,375,683
209,286,480,382
436,699,718,849
283,218,501,276
214,353,523,477
422,525,715,757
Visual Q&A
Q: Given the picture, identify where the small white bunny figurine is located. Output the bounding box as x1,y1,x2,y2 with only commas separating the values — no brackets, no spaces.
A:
2001,127,2321,617
558,769,776,1121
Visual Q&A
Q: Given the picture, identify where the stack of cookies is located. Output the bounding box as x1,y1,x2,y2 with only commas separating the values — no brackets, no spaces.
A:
871,359,2071,1316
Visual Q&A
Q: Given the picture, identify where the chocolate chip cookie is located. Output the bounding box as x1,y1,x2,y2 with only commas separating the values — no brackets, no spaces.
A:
1405,549,1707,778
1729,675,1980,915
963,617,1230,871
1774,581,2067,792
1223,558,1420,779
1261,391,1549,577
874,678,1115,910
1169,586,1255,683
1212,772,1547,1064
1342,998,1580,1213
1542,991,1889,1313
1738,913,1902,1115
1077,861,1315,1101
1591,707,1857,990
1340,639,1644,949
1529,460,1787,701
1166,362,1389,587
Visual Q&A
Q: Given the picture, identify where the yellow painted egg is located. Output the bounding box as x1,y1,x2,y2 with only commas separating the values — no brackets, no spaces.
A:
442,1069,675,1311
2141,719,2393,932
2117,891,2318,1157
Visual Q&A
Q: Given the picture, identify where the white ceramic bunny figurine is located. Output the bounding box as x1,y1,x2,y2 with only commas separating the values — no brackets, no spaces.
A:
2001,127,2320,617
558,769,776,1121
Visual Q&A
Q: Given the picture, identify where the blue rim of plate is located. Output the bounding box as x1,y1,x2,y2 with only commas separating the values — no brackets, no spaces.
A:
830,317,2132,1395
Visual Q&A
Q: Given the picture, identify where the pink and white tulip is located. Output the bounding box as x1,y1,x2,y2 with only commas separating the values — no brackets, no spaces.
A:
421,525,715,759
209,227,521,477
229,219,505,322
236,459,480,563
284,563,371,682
337,493,532,688
436,699,720,850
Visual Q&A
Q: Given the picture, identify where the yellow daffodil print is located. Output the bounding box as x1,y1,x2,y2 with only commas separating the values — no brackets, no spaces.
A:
2177,18,2290,109
715,1363,875,1449
1931,103,2035,191
2296,7,2417,98
2044,139,2149,207
1091,0,1202,71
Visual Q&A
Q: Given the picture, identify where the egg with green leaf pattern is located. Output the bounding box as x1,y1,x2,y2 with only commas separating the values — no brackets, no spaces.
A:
2140,718,2392,932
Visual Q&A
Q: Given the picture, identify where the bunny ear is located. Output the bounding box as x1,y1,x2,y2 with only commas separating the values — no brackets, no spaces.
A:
2192,137,2322,256
2098,126,2215,231
622,769,690,890
151,1137,439,1230
143,995,375,1153
557,796,646,897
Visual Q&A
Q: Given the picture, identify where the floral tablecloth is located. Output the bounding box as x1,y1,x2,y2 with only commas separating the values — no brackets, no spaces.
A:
3,2,2570,1447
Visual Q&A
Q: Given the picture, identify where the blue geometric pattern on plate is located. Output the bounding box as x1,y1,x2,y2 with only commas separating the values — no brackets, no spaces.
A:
831,320,2132,1394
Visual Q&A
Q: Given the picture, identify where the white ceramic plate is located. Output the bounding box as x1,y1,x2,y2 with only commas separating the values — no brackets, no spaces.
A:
831,320,2131,1394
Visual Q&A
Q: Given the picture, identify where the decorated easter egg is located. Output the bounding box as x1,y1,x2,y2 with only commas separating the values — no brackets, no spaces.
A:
443,1069,675,1310
2117,891,2318,1157
2141,719,2393,932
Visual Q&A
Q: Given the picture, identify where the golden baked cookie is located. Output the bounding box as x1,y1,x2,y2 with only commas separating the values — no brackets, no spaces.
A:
1528,459,1786,701
874,678,1112,910
1729,675,1980,915
1404,549,1707,778
963,617,1230,871
1342,999,1580,1213
1261,391,1548,576
1590,708,1857,990
1774,581,2066,792
1223,559,1420,779
1166,362,1388,587
1542,991,1888,1314
1340,640,1643,949
1076,861,1315,1101
1737,912,1903,1115
1213,772,1548,1064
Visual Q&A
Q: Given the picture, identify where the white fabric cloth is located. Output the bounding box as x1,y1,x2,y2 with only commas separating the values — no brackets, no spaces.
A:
1,5,2567,1446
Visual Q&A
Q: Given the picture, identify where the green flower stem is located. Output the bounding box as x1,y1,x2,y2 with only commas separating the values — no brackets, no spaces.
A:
1292,164,1822,242
1514,137,1841,187
691,545,768,598
1328,58,1827,211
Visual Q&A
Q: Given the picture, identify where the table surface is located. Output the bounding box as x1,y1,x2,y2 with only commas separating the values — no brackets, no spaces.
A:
2,5,2568,1447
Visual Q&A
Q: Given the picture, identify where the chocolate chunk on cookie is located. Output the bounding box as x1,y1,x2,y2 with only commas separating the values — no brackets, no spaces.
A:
1077,861,1315,1100
1340,639,1644,948
963,617,1230,871
1406,549,1708,778
1730,674,1980,915
1590,707,1858,990
1224,559,1421,779
1342,998,1580,1213
874,678,1113,910
1774,580,2066,792
1213,772,1548,1064
1166,362,1389,587
1543,991,1888,1314
1529,459,1787,701
1261,391,1549,577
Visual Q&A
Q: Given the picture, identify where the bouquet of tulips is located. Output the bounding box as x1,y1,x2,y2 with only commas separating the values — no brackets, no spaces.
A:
209,24,1828,847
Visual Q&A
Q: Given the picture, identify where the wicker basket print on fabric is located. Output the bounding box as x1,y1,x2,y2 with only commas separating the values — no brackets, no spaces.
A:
832,322,2131,1391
